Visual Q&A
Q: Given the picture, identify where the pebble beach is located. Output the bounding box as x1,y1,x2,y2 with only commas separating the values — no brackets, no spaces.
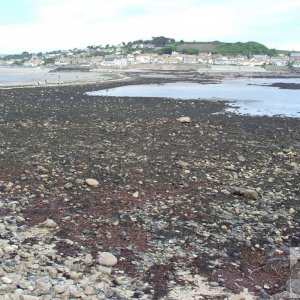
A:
0,73,299,299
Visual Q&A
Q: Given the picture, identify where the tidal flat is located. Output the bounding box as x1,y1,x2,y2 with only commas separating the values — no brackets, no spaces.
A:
0,75,299,299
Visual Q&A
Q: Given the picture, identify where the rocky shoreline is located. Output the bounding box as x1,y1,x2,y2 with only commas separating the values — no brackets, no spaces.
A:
0,77,299,299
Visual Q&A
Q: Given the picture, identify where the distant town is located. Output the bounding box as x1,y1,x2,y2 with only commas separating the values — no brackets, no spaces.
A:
1,37,300,70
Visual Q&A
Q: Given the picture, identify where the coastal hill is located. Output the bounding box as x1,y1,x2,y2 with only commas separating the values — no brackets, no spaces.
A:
0,37,289,58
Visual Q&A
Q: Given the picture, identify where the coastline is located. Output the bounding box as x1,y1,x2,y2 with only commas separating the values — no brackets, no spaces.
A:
0,76,299,299
1,65,300,89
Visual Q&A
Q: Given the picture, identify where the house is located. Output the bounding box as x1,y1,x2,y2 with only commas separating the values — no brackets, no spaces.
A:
290,52,300,59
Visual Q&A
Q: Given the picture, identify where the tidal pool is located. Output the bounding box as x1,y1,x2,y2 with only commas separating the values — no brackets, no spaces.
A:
87,78,300,118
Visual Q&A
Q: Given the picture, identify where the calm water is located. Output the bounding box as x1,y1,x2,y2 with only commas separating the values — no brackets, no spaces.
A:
0,67,108,86
87,78,300,118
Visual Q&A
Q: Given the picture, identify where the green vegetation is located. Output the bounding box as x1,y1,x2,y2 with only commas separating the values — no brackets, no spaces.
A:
180,48,200,55
211,41,278,56
3,51,31,61
123,38,279,56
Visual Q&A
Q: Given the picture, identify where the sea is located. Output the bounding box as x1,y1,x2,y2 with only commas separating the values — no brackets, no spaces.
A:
87,78,300,118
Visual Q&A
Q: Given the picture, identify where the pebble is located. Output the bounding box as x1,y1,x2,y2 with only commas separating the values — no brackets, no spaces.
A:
53,284,66,294
177,116,191,123
132,191,139,198
85,178,99,187
85,286,96,295
69,271,82,280
22,296,40,300
70,287,82,298
98,252,118,266
233,188,259,200
35,278,52,294
16,216,25,222
64,182,73,189
83,254,94,266
2,276,13,284
40,218,58,228
47,267,58,279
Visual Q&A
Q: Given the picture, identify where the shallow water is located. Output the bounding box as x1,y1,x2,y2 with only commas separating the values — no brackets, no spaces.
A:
87,78,300,118
0,67,108,86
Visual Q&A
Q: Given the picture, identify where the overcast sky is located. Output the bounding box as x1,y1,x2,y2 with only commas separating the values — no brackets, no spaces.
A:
0,0,300,54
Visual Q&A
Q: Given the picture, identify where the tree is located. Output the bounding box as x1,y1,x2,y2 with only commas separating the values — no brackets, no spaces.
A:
152,36,175,46
159,47,173,55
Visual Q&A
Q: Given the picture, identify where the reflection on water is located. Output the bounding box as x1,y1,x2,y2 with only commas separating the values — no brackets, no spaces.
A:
87,78,300,118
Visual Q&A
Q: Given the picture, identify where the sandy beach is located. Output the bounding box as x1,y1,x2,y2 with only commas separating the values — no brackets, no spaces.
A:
0,67,118,87
0,73,299,299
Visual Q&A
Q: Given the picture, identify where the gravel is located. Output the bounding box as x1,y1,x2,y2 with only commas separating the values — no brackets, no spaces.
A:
0,73,299,299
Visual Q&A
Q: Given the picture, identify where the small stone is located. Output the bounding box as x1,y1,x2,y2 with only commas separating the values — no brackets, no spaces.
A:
132,191,139,198
70,287,82,298
177,116,191,123
289,208,296,214
97,265,112,275
53,285,66,294
221,225,228,231
64,182,73,189
35,278,52,294
4,182,13,191
2,276,13,284
177,161,189,168
20,122,28,128
237,155,246,162
85,178,99,187
84,254,93,266
40,218,58,228
3,245,15,253
75,179,85,185
47,267,58,279
21,296,40,300
0,248,4,257
291,279,300,294
69,271,82,280
16,216,25,222
85,286,96,295
98,252,118,266
37,166,49,174
233,188,259,200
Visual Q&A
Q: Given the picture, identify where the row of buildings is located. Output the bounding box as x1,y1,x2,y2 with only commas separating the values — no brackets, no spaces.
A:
1,50,300,69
